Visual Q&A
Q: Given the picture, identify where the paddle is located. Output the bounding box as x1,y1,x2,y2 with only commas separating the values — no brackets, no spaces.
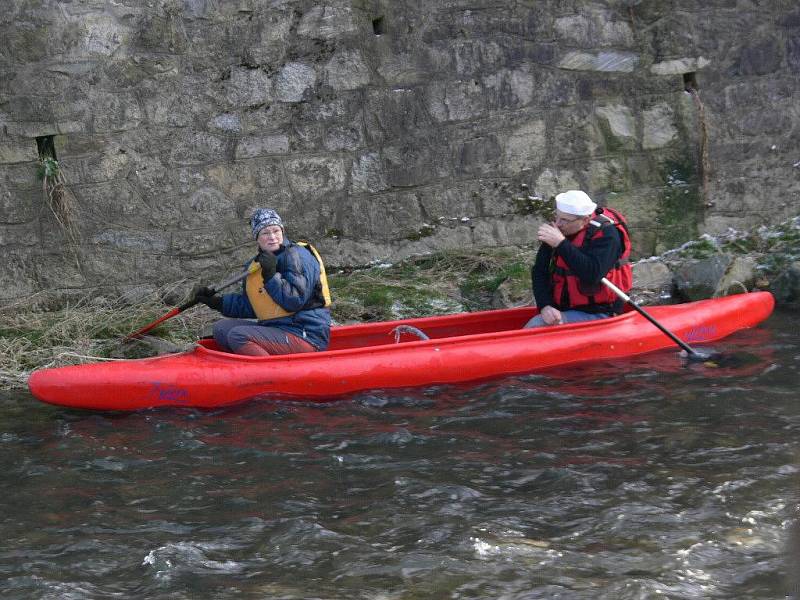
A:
601,277,717,362
124,262,260,341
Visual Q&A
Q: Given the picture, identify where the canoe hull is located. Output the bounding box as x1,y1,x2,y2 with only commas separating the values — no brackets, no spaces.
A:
28,292,775,411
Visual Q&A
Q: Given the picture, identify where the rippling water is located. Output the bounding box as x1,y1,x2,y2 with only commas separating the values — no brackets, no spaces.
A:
1,310,799,599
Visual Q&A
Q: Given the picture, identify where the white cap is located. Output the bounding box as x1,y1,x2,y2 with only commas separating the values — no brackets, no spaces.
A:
555,190,597,216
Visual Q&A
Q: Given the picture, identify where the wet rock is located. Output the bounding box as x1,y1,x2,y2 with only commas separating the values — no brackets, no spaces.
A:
673,254,733,301
717,255,758,296
769,260,800,304
632,260,672,296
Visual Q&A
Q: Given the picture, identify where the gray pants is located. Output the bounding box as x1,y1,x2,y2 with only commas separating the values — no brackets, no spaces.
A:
212,319,316,356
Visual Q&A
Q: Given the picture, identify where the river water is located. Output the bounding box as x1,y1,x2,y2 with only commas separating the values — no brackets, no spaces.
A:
1,309,798,599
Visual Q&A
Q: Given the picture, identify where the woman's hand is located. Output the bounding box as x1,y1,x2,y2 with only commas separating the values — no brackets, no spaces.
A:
257,251,278,283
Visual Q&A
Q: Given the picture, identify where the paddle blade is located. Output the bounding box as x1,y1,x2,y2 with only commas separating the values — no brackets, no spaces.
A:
123,307,182,341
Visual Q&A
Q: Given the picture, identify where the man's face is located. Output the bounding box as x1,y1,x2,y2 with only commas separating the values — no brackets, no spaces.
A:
554,211,590,235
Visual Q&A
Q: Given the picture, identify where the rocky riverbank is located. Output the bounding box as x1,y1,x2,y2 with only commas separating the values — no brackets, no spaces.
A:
2,216,797,390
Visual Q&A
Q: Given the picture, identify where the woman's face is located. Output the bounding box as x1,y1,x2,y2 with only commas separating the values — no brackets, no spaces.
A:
257,226,284,253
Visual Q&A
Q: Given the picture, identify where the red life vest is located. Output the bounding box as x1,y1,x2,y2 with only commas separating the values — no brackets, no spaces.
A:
551,207,632,312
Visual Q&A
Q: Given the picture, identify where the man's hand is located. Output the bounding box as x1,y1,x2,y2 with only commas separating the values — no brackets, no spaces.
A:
540,305,563,326
537,223,565,248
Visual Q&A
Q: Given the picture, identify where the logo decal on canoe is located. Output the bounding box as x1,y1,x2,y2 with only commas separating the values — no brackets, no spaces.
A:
685,325,717,342
147,382,189,403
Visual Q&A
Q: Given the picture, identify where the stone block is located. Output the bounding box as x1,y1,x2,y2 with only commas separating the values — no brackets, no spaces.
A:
297,4,358,40
602,190,657,231
285,156,346,196
0,221,41,247
651,57,711,76
456,135,502,177
336,191,425,240
588,158,630,195
225,67,273,107
0,186,40,224
177,186,237,228
77,182,153,222
169,132,228,166
426,79,489,122
61,151,131,185
208,113,242,133
642,104,678,149
350,153,389,194
170,228,240,255
90,229,171,253
558,51,639,72
0,251,38,301
0,141,38,164
383,144,449,187
275,62,317,103
502,120,546,174
375,51,431,86
207,159,285,199
324,49,371,90
88,90,144,132
235,134,290,159
76,15,129,57
0,162,40,189
788,35,800,73
734,38,783,76
324,119,365,152
482,66,536,110
140,85,197,127
595,104,636,149
549,107,594,160
555,13,633,47
534,169,580,201
364,88,433,143
417,184,481,222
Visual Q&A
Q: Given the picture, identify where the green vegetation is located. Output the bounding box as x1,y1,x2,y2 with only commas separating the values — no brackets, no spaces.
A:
674,236,718,260
329,247,533,322
655,160,701,253
405,223,437,241
36,156,60,180
36,156,81,259
512,194,554,220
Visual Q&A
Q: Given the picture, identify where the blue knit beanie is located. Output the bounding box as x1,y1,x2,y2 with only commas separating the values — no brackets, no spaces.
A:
250,208,284,239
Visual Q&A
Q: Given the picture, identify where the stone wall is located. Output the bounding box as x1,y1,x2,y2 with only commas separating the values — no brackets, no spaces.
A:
1,0,799,304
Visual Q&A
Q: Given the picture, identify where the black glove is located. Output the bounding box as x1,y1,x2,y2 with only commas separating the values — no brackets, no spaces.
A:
192,285,223,312
257,251,277,284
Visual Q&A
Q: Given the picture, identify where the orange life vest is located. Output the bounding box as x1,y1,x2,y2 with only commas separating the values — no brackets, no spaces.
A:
245,242,331,321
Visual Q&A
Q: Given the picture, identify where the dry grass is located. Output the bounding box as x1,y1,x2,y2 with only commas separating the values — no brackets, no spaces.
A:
0,282,217,389
2,247,536,389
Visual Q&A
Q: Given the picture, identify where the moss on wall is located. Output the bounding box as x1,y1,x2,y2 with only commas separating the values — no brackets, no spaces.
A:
655,159,702,254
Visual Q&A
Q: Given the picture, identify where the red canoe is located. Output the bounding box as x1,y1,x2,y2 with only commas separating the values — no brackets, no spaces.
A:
28,292,774,411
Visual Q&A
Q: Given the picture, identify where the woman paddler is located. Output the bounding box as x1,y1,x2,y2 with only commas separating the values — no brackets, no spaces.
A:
193,209,332,355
